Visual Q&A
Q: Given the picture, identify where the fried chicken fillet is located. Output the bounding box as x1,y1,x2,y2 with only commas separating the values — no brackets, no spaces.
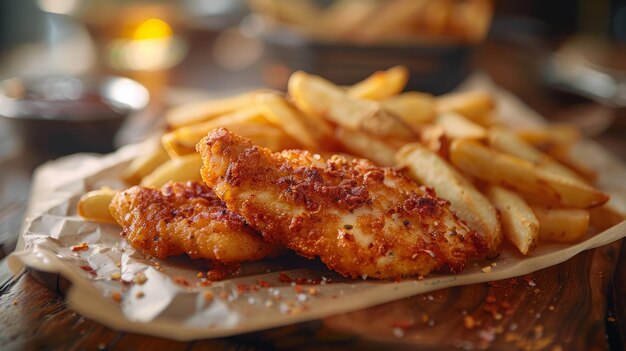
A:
109,181,279,262
197,128,487,278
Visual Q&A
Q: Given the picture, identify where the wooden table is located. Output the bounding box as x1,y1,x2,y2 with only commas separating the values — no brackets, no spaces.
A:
1,40,626,350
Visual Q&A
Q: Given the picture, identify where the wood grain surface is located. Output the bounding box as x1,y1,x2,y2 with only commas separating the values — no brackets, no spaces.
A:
1,39,626,351
0,239,623,351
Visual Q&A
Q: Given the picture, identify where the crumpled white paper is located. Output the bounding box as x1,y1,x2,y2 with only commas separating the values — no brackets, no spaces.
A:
8,77,626,341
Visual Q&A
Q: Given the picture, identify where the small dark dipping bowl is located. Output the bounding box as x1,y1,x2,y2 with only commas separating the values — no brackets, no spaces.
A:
0,76,149,156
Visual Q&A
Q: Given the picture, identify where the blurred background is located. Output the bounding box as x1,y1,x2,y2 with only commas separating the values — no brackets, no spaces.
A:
1,0,626,257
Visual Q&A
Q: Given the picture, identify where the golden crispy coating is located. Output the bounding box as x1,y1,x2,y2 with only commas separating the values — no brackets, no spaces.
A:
198,128,486,279
109,181,279,262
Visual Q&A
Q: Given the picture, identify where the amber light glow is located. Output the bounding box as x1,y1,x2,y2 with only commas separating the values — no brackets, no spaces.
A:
107,18,186,71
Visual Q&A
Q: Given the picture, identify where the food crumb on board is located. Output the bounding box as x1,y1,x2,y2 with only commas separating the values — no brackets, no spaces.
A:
71,242,89,251
481,266,492,273
134,272,147,285
464,316,477,331
111,291,122,302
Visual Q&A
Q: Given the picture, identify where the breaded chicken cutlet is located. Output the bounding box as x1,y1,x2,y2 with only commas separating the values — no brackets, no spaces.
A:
109,181,280,263
197,128,487,279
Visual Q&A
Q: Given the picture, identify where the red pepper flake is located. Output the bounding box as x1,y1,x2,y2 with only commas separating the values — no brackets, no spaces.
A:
390,319,414,330
257,279,270,288
237,284,250,294
464,316,476,329
111,291,122,302
278,273,292,283
80,265,97,275
500,301,511,309
293,285,304,293
486,295,497,304
295,277,307,284
71,242,89,251
173,277,190,287
308,287,318,296
197,272,205,279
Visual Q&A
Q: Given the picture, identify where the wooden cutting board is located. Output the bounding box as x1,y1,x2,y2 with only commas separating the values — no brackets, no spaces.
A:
0,236,623,351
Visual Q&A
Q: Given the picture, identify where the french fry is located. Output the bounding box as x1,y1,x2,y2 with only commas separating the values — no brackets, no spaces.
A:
545,148,598,183
161,106,266,157
516,125,580,151
140,153,202,188
77,187,117,223
589,205,625,231
257,92,331,150
335,127,398,167
382,91,435,125
486,186,538,255
288,71,415,140
531,206,590,243
319,0,378,38
348,65,409,100
121,143,170,185
488,127,585,183
436,91,495,126
357,0,431,42
397,143,502,256
449,139,609,209
165,90,269,129
436,112,487,139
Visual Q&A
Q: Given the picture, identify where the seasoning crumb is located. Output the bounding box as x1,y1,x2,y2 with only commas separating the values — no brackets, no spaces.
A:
134,272,147,285
115,262,121,268
174,277,190,287
308,287,318,296
278,273,292,283
343,224,353,230
136,291,145,299
481,266,492,273
607,316,616,322
12,299,18,306
486,295,496,304
111,291,122,302
204,291,214,302
97,342,106,350
110,272,121,281
197,272,205,279
491,262,497,267
71,242,89,252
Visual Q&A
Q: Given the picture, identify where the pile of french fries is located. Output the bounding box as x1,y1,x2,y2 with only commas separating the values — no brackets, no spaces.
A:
80,65,623,257
249,0,493,44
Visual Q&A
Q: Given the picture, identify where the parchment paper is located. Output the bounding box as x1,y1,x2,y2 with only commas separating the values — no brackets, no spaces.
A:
8,76,626,341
